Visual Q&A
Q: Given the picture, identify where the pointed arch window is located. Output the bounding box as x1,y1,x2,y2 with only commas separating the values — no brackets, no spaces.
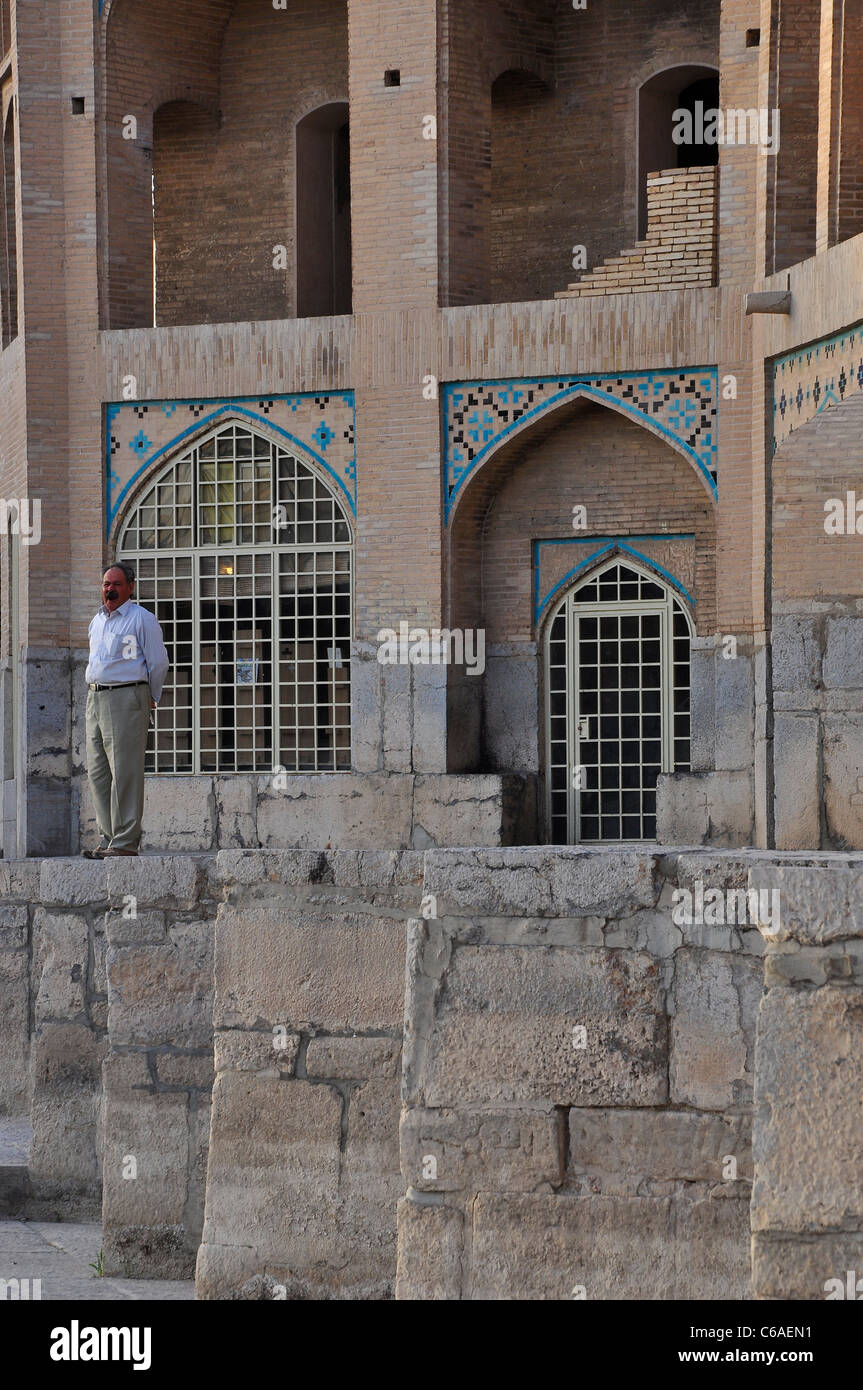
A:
117,422,352,775
545,558,692,844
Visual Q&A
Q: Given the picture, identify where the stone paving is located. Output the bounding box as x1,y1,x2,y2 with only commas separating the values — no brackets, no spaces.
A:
0,1221,196,1300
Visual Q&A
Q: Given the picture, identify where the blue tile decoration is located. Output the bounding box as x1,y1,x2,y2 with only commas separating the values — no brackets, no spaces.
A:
444,369,718,521
106,391,356,537
773,321,863,454
534,535,696,625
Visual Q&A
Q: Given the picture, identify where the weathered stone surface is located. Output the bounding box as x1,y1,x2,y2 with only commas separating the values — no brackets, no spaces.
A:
305,1035,400,1079
0,948,29,1113
154,1053,215,1089
39,859,107,907
748,863,863,944
568,1109,752,1183
29,1023,107,1206
33,911,89,1022
773,715,820,850
141,777,215,851
752,986,863,1234
670,950,761,1110
214,897,405,1032
106,920,214,1048
656,770,752,847
402,1106,564,1192
423,848,656,918
753,1231,863,1301
106,856,202,909
413,940,667,1107
213,776,257,850
196,1074,342,1298
395,1197,464,1300
256,774,414,849
412,776,509,849
103,909,167,947
468,1193,751,1300
0,903,28,949
771,615,821,697
102,1055,189,1237
214,1027,300,1076
714,651,753,772
0,859,41,898
823,618,863,690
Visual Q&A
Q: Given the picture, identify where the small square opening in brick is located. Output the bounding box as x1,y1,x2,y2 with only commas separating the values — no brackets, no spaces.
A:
384,69,401,87
746,28,760,47
71,97,86,115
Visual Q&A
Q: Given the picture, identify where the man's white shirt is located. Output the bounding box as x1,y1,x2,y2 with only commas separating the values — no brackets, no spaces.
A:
86,599,170,703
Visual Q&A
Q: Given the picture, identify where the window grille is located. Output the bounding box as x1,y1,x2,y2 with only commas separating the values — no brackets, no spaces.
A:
545,559,692,844
118,422,352,775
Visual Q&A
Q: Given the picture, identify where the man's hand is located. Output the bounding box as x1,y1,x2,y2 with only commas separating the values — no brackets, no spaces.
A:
150,699,156,710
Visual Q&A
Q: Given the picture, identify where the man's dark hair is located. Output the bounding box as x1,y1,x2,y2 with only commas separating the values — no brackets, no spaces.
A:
103,562,136,587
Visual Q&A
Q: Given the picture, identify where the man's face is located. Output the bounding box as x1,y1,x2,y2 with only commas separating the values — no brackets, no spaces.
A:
102,568,133,613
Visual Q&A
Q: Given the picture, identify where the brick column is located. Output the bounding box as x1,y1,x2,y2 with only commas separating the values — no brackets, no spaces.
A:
817,0,863,250
348,0,447,772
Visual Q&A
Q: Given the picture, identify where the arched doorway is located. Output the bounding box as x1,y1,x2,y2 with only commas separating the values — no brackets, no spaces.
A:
296,102,352,318
637,65,719,239
117,420,353,775
544,557,693,844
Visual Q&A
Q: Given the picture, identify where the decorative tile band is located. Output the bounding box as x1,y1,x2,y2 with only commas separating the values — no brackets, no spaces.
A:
773,321,863,454
106,391,356,537
533,535,696,626
444,369,718,522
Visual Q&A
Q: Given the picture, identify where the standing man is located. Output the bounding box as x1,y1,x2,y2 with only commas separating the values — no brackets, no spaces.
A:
83,564,170,858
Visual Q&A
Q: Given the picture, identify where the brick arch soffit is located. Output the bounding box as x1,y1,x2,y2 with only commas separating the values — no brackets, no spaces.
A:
535,544,696,633
633,57,720,95
106,408,356,546
444,378,719,529
489,55,554,90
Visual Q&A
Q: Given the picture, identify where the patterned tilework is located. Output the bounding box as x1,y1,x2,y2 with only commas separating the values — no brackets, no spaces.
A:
773,321,863,454
534,535,696,626
106,392,356,537
443,369,718,521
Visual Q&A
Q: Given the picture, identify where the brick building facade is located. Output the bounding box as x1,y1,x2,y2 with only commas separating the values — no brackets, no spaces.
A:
1,0,862,859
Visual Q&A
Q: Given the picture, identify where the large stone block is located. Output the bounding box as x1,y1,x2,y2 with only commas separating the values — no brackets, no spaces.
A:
771,615,821,697
412,775,511,849
714,649,753,772
33,910,89,1023
823,715,863,848
568,1109,752,1184
752,986,863,1234
752,1232,863,1300
401,1106,564,1192
411,937,667,1107
29,1022,107,1213
748,862,863,944
141,777,215,851
256,774,414,849
466,1192,751,1300
305,1036,400,1079
482,645,540,774
773,715,820,850
214,895,405,1032
656,770,753,847
0,947,29,1113
106,919,214,1048
670,950,761,1110
422,848,656,918
105,855,202,909
39,858,107,908
823,618,863,690
196,1073,342,1298
213,776,257,849
395,1197,465,1300
214,1027,300,1077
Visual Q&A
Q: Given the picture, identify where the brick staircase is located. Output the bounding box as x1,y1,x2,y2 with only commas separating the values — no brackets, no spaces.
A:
557,165,717,298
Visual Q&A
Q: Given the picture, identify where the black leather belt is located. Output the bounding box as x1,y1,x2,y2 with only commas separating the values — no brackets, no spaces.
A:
88,680,149,691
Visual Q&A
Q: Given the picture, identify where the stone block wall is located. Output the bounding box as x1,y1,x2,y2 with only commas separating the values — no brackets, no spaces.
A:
397,847,762,1299
195,849,424,1299
750,861,863,1299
